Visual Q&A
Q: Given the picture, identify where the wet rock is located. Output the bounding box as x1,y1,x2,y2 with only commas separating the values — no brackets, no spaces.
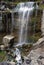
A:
27,38,44,65
0,62,15,65
0,62,10,65
38,56,44,59
26,59,31,64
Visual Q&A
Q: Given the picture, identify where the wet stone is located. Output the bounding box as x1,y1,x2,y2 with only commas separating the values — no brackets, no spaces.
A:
38,56,44,59
0,62,10,65
26,59,31,64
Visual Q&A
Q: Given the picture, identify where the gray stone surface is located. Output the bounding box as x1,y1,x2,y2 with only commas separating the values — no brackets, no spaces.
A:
41,10,44,36
0,62,15,65
27,37,44,65
3,35,14,47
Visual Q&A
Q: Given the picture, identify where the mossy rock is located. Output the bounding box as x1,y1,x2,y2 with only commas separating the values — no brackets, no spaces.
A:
0,51,6,62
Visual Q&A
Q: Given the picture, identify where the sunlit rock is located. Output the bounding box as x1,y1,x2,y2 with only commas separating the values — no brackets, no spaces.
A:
0,45,5,50
3,35,14,47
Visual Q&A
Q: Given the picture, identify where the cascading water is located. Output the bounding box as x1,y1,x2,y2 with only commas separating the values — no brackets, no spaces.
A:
15,48,22,64
16,2,35,46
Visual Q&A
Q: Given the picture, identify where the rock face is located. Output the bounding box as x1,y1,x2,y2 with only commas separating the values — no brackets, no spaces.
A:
27,37,44,65
0,62,15,65
0,62,10,65
41,10,44,36
3,35,14,47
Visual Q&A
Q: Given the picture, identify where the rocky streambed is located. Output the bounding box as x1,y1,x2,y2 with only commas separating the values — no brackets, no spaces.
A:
0,37,44,65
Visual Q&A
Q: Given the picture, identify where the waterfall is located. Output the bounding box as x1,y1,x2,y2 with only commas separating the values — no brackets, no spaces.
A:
15,48,22,62
11,2,38,46
16,2,35,46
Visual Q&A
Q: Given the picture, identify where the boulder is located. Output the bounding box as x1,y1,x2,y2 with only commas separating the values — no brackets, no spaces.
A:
3,35,14,47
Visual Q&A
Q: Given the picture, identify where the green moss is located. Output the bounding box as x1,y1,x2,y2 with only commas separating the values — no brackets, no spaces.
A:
39,4,44,9
19,44,33,56
28,35,41,43
0,51,6,62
